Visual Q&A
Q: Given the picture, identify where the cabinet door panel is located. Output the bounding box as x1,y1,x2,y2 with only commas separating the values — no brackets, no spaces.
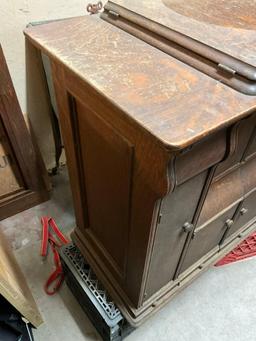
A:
180,204,238,274
224,190,256,242
76,100,134,275
144,171,207,300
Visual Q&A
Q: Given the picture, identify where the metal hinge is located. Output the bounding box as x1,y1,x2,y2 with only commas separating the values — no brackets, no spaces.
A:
108,10,120,18
217,63,236,75
157,213,162,225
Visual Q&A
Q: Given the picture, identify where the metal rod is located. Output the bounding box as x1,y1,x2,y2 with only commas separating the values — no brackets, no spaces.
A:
101,11,256,95
104,2,256,82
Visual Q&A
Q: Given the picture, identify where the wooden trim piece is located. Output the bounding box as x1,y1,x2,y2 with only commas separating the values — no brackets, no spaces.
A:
0,190,49,221
0,230,43,327
0,45,50,220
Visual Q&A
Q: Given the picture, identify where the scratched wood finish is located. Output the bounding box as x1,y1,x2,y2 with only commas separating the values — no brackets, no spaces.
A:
110,0,256,68
163,0,256,30
23,13,256,326
0,45,50,220
24,16,256,149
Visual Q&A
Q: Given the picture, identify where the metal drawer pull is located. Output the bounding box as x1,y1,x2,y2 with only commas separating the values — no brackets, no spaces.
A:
240,207,248,216
183,222,194,233
225,219,234,228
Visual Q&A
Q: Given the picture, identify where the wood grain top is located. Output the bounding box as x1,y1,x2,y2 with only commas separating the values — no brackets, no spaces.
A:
24,15,256,149
111,0,256,68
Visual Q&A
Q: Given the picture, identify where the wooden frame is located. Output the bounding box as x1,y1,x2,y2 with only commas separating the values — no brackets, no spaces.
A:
0,45,50,220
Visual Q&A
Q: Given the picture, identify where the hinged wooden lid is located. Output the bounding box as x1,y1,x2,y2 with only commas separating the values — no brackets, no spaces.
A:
102,0,256,95
24,16,256,149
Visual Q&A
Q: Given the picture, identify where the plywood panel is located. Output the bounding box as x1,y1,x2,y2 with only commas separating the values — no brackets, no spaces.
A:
0,230,43,327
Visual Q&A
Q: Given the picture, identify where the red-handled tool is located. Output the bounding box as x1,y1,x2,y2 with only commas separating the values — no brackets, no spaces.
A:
41,217,69,295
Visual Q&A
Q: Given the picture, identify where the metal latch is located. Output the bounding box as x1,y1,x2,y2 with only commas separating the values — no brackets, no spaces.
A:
183,222,194,233
108,10,120,18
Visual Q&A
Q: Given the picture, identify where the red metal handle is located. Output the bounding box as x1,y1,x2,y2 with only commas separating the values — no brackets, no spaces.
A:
40,217,69,295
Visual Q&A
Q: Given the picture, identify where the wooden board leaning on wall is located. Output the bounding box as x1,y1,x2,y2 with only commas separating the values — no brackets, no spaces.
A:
0,44,50,220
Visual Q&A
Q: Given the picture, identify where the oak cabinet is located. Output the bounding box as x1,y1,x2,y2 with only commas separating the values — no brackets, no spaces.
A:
24,0,256,326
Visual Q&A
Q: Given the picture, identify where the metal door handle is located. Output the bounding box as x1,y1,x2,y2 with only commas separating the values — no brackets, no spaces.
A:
240,207,248,216
225,219,234,228
183,222,194,233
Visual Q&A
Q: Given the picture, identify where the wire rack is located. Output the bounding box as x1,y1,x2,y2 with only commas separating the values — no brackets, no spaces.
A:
61,243,122,321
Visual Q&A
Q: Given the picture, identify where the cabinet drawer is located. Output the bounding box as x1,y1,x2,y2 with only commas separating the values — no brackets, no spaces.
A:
198,167,243,226
215,113,256,177
199,157,256,227
223,190,256,242
175,130,226,185
244,127,256,161
179,204,238,274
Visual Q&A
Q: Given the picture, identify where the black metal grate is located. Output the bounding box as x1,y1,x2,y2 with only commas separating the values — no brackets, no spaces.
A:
62,243,121,320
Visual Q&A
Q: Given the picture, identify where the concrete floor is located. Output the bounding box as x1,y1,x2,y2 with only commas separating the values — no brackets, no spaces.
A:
1,167,256,341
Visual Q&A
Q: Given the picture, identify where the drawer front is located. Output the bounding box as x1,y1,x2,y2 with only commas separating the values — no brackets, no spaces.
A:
198,157,256,227
198,167,243,226
215,113,256,177
244,127,256,161
179,204,238,274
175,130,226,185
223,190,256,241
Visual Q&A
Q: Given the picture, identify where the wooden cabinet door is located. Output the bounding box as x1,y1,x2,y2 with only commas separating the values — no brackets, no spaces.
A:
179,204,238,274
144,171,208,300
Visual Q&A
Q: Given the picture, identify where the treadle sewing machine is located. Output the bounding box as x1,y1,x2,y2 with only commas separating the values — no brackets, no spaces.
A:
25,0,256,328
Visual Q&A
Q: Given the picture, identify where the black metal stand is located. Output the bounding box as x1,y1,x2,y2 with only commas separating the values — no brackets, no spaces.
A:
60,243,134,341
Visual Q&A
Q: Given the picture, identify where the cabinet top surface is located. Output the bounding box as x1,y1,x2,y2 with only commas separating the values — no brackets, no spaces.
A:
110,0,256,68
24,15,256,149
